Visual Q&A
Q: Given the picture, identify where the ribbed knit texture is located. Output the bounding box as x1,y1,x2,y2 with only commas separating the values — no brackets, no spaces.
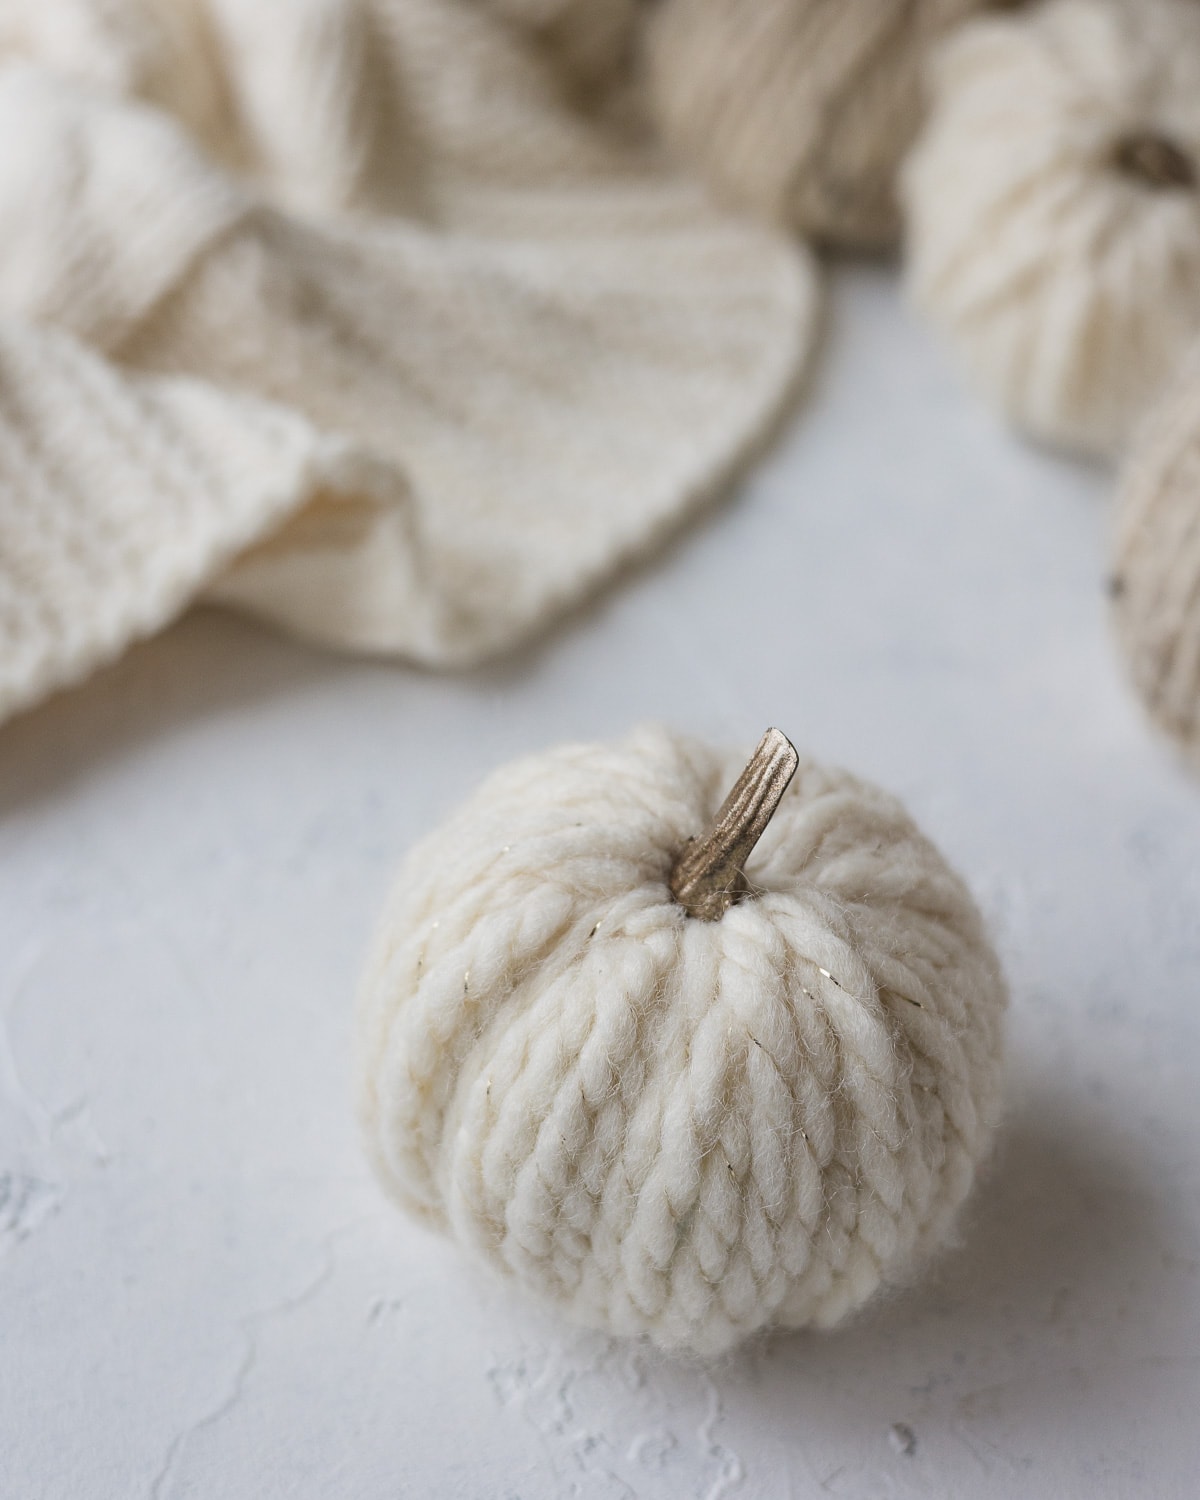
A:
0,0,818,725
903,0,1200,459
645,0,992,251
357,727,1008,1355
1112,363,1200,767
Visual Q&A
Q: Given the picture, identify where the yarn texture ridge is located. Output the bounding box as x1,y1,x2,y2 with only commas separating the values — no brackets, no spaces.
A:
1112,363,1200,768
903,0,1200,460
357,727,1008,1355
644,0,991,250
0,0,817,727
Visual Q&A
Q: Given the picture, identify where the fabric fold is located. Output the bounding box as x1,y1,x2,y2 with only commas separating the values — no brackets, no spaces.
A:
0,63,247,351
0,0,820,725
0,319,442,722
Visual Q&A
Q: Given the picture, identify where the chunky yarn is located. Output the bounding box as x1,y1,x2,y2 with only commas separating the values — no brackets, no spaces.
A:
904,0,1200,460
357,727,1007,1355
643,0,993,250
1112,364,1200,767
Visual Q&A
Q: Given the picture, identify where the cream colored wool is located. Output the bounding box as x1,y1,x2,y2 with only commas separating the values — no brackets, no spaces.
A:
0,0,229,147
644,0,993,250
357,727,1007,1355
201,0,402,210
904,0,1200,460
0,0,818,727
1112,363,1200,766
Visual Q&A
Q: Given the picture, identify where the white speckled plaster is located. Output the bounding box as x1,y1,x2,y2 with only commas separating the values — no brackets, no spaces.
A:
2,264,1198,1500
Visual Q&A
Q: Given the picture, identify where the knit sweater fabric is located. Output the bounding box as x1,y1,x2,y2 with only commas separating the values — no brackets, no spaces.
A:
0,0,818,724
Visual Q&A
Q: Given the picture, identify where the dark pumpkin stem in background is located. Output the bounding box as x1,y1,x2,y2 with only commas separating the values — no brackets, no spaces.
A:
670,728,799,922
1113,131,1196,191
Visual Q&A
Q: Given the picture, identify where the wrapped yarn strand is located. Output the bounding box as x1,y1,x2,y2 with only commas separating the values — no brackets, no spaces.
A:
357,726,1007,1355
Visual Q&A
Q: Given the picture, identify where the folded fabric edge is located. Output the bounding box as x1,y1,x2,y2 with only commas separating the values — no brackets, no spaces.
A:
206,236,824,671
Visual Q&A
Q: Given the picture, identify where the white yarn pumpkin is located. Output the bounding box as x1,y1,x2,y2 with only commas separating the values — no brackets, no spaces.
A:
357,727,1007,1355
1112,362,1200,767
904,0,1200,460
643,0,994,250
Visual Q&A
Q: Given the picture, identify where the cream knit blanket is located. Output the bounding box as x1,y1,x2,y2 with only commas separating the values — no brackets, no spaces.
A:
0,0,818,725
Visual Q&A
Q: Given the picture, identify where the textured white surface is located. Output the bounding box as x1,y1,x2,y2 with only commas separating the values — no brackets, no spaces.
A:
3,264,1199,1498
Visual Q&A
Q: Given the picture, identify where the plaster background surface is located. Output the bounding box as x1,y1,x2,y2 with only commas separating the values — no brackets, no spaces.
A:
3,264,1198,1499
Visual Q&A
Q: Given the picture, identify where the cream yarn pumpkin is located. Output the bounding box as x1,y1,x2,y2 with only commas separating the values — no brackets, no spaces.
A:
357,727,1007,1355
1112,364,1200,766
643,0,994,250
904,0,1200,460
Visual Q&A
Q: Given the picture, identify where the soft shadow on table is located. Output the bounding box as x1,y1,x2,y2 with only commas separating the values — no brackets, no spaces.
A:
0,581,674,819
737,1084,1191,1445
0,610,350,819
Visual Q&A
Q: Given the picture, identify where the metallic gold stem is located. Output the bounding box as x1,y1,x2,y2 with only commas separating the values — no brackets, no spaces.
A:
669,728,799,922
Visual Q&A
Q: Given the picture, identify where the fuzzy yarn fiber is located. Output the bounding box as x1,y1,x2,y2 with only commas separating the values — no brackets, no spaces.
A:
357,727,1007,1355
904,0,1200,460
1112,364,1200,767
644,0,993,250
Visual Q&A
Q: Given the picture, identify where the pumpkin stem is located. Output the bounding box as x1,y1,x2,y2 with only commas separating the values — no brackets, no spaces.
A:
670,728,799,922
1112,131,1196,191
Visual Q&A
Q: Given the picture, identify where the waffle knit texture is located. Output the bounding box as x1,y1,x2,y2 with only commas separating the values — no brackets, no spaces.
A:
644,0,992,251
1112,363,1200,768
357,726,1008,1355
903,0,1200,460
0,0,818,725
